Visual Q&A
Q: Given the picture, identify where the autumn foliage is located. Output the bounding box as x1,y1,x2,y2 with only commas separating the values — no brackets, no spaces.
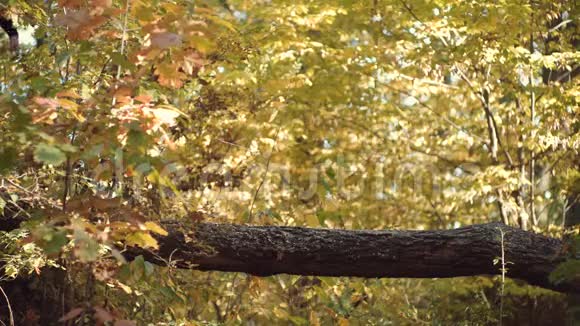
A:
0,0,578,324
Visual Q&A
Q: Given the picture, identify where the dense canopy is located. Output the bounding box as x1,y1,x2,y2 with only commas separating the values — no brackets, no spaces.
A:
0,0,578,324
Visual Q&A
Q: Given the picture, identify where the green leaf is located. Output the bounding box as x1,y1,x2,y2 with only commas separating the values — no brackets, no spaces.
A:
34,143,67,166
159,286,181,302
110,52,134,71
549,259,580,285
0,146,18,174
72,226,100,262
43,230,69,255
130,255,147,281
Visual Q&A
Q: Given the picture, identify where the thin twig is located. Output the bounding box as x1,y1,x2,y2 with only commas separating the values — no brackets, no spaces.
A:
529,12,538,227
498,227,506,326
62,128,77,211
397,73,459,89
382,83,483,141
3,178,33,194
537,152,569,187
248,126,282,223
398,0,448,46
217,139,246,149
0,285,14,326
111,0,131,107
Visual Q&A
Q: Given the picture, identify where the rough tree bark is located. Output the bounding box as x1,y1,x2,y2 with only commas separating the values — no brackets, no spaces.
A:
125,221,578,294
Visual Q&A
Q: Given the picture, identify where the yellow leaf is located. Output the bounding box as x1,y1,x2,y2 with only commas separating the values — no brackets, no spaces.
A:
204,14,237,33
116,281,132,294
126,231,159,249
56,90,82,99
305,214,319,227
144,221,168,236
58,98,85,122
309,311,320,326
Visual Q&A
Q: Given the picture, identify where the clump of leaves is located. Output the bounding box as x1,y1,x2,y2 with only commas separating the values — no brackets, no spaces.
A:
0,229,60,280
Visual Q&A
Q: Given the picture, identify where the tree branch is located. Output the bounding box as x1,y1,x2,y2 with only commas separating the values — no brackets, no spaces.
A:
125,221,577,294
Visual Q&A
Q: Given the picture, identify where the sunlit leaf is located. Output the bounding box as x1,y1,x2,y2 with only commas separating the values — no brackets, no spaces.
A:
143,222,168,236
126,231,159,249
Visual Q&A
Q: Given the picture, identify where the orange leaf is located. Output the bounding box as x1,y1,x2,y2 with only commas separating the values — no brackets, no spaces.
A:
56,90,82,99
55,8,108,40
134,94,153,104
113,86,133,105
155,63,186,89
91,0,112,9
58,0,83,8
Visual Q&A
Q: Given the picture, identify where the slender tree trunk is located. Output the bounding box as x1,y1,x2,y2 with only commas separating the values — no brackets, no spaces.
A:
565,156,580,322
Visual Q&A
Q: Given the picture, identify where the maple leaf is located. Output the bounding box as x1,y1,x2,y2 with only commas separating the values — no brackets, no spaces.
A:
55,8,108,40
58,0,83,8
179,49,205,75
155,63,186,88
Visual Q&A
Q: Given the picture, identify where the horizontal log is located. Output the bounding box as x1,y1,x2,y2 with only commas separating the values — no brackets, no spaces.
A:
126,222,577,293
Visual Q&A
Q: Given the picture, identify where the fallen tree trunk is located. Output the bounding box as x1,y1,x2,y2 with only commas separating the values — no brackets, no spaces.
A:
126,221,578,293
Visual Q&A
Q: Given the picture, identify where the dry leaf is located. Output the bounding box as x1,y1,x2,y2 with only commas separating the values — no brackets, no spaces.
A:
155,63,186,88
